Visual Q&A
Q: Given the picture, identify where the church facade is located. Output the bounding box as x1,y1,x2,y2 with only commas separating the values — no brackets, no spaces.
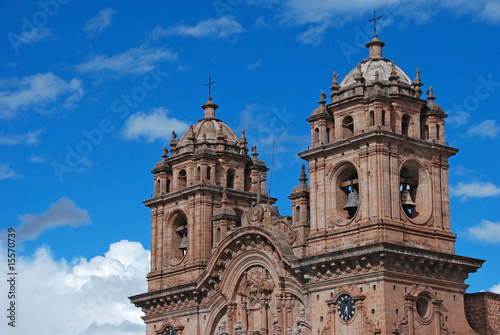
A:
130,34,494,335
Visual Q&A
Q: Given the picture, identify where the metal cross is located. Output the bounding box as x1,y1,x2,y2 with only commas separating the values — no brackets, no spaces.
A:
251,172,266,204
368,10,382,34
204,76,216,98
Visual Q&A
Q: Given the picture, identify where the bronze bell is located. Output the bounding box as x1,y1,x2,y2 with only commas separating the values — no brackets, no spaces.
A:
343,189,359,210
178,235,188,251
401,189,416,210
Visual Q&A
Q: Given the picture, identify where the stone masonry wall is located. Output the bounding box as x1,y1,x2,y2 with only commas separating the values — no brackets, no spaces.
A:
465,292,500,335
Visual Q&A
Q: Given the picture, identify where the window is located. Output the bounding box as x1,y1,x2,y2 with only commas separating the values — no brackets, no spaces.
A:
370,111,375,127
381,110,386,126
342,116,354,139
163,326,176,335
402,114,410,136
436,125,440,140
315,128,320,143
178,170,187,189
207,166,211,180
226,168,235,188
326,128,330,143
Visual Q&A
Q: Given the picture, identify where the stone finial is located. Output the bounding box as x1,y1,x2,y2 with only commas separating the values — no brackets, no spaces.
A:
427,86,436,102
299,164,308,184
240,129,248,147
389,61,400,82
217,122,226,142
354,63,364,84
187,125,196,142
318,90,327,107
202,97,219,119
413,68,423,98
330,71,340,100
162,146,168,160
170,131,177,148
251,145,259,160
222,187,229,204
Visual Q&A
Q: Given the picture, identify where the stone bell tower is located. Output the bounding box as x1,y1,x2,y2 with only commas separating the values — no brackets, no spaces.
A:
144,97,269,292
297,34,484,334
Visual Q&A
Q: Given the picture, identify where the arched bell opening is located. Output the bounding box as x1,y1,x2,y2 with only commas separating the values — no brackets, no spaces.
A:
399,160,432,224
170,211,188,259
226,168,235,188
336,164,359,219
178,169,187,189
402,114,411,136
342,115,354,139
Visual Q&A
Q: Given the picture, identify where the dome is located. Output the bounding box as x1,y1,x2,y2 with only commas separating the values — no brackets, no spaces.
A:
177,98,240,146
339,34,412,89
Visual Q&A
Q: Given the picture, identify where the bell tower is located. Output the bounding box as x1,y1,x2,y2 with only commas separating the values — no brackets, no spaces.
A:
145,97,269,292
301,34,457,255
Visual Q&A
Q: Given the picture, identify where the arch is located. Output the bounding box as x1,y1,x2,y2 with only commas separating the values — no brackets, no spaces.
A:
400,159,432,225
315,128,320,143
342,115,354,139
166,179,171,193
207,166,211,180
436,124,440,140
167,210,188,261
226,168,235,188
178,169,187,189
402,114,411,136
326,127,330,143
381,109,386,126
369,111,375,127
327,161,359,221
295,205,301,222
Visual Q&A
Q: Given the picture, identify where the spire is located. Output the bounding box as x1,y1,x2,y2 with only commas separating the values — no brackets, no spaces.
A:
202,97,219,119
318,90,327,107
162,146,168,160
251,144,259,160
170,131,177,149
389,61,400,82
354,63,364,84
240,129,248,152
329,71,340,100
365,34,385,59
299,164,308,184
412,68,423,98
427,86,436,103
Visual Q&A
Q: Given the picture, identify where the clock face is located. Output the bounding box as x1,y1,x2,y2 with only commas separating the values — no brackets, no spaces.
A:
337,294,356,321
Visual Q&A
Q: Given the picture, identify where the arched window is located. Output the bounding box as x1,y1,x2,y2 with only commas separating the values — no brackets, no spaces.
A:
425,125,429,140
227,168,235,188
166,179,171,193
370,111,375,127
295,206,301,222
436,125,440,140
171,211,188,260
178,170,187,189
326,127,330,143
163,326,177,335
155,179,160,195
315,128,320,143
207,166,211,180
382,110,386,126
402,114,410,136
342,116,354,139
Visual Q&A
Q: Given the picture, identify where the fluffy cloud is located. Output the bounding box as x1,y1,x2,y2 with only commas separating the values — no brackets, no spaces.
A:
491,283,500,293
7,27,54,53
84,8,116,36
122,107,190,142
0,163,18,179
446,111,470,127
151,16,244,40
468,220,500,244
0,240,149,335
450,181,500,200
11,197,90,241
296,21,330,45
0,73,83,119
76,45,177,75
0,128,44,146
466,120,500,138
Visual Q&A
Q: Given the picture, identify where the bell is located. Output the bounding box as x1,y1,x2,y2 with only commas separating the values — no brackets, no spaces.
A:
178,235,187,251
343,189,359,210
401,189,416,210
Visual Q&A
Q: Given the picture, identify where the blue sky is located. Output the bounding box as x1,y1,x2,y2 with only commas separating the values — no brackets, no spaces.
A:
1,1,500,334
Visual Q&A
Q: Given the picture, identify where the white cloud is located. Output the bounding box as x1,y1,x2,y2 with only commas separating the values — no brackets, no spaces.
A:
446,110,470,127
10,197,90,242
76,45,177,75
0,163,18,179
30,154,47,163
153,16,244,40
0,72,83,119
0,240,149,335
84,8,116,36
7,27,54,52
122,107,190,142
467,120,500,138
450,181,500,200
0,128,44,146
468,220,500,244
491,283,500,293
247,59,262,70
297,21,330,45
480,1,500,23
